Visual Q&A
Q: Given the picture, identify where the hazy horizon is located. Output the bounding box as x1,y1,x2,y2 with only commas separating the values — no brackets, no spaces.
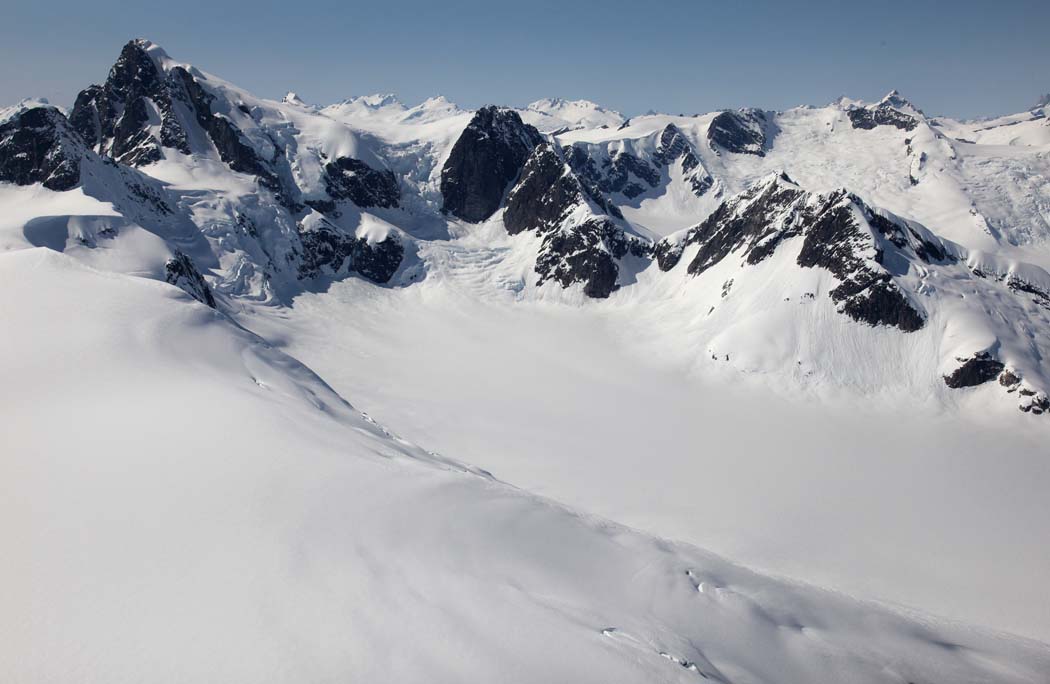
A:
2,0,1048,120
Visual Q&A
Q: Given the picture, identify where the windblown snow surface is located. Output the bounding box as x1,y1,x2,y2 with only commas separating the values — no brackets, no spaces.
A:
244,243,1050,644
4,40,1050,683
5,248,1050,684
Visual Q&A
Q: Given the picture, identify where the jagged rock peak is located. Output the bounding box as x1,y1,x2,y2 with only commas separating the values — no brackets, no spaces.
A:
69,39,280,193
505,142,589,235
108,39,179,89
69,38,189,166
439,105,543,223
0,104,83,191
654,124,715,195
1031,92,1050,110
847,100,920,132
105,38,175,77
505,142,645,298
879,89,921,113
467,106,541,147
653,123,693,163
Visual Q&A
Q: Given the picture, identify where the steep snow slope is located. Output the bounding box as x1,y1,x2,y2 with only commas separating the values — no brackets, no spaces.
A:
7,248,1050,682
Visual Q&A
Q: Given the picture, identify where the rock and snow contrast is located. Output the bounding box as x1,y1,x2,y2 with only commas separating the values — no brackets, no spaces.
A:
4,39,1050,683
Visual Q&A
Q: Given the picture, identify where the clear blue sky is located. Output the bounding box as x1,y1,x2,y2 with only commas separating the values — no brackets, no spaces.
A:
2,0,1047,119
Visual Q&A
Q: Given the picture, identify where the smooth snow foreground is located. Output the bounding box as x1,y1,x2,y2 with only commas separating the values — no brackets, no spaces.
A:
4,248,1050,683
244,255,1050,644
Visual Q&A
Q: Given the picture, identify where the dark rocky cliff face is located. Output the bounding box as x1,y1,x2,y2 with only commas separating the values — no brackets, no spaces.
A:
505,143,645,298
0,107,83,191
535,217,631,299
70,39,191,166
682,173,807,276
707,109,770,156
795,195,925,332
440,106,542,222
943,352,1005,388
323,157,400,209
298,223,404,284
654,124,714,195
0,107,82,191
505,143,594,236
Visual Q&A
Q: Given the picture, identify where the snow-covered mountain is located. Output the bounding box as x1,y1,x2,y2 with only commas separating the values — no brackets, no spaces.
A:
521,97,627,132
4,38,1050,681
4,38,1048,414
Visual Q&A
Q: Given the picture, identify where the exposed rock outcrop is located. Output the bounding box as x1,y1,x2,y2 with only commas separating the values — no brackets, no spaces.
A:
943,352,1005,388
563,123,713,201
847,105,919,132
707,108,770,156
999,369,1021,388
564,145,657,200
795,195,926,332
70,39,190,166
70,39,280,194
0,106,82,191
322,157,400,209
656,173,943,331
1018,390,1050,414
440,106,543,222
505,143,646,298
678,172,807,276
653,124,714,195
298,222,404,284
165,251,216,308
